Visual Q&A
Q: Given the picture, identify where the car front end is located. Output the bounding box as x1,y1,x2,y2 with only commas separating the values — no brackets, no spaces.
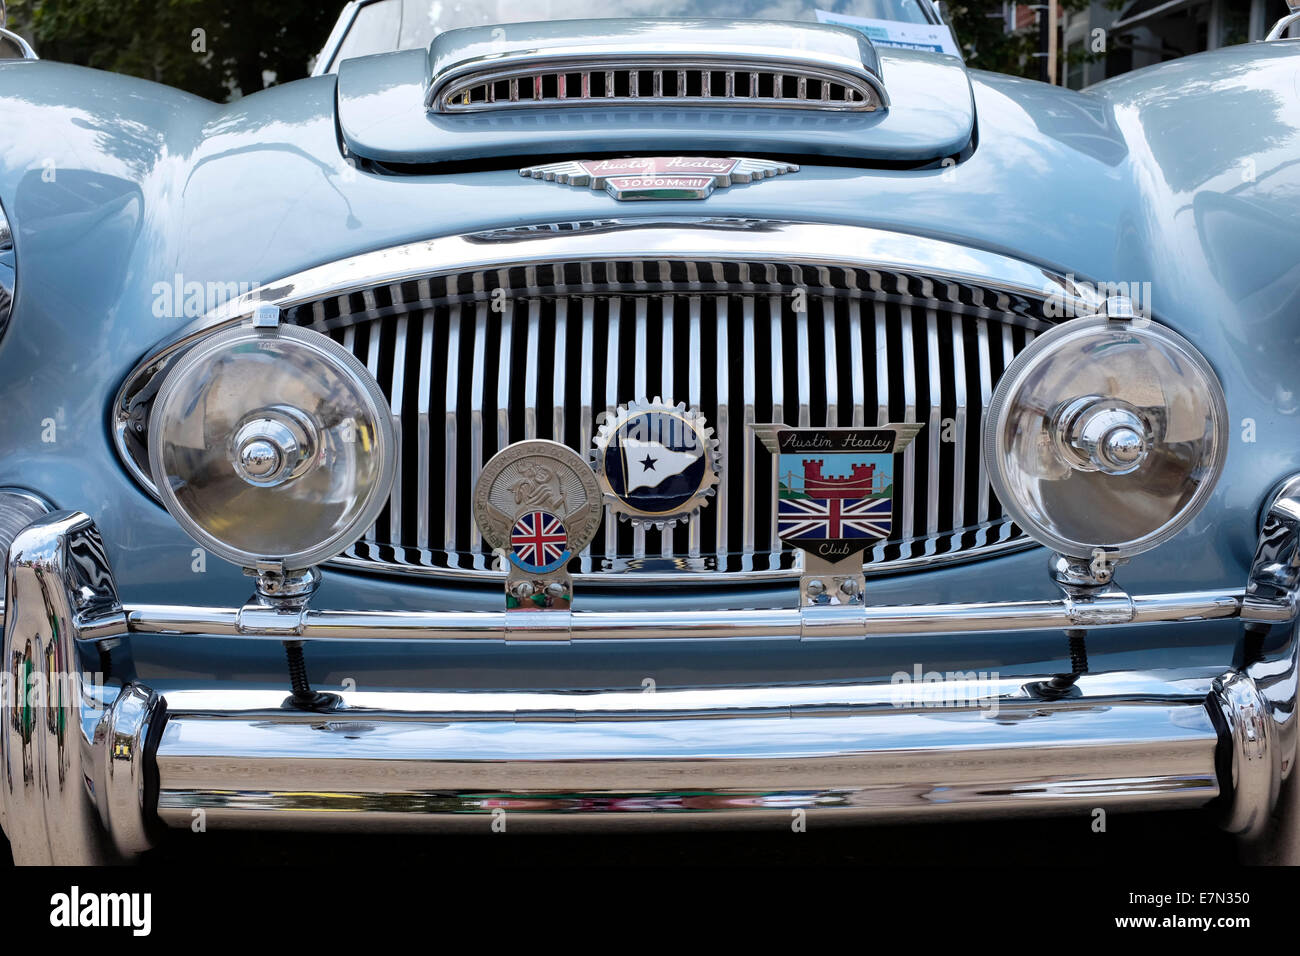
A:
1,0,1299,864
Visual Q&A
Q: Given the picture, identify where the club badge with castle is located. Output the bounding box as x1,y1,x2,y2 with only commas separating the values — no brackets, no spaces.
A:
753,423,924,605
473,440,603,610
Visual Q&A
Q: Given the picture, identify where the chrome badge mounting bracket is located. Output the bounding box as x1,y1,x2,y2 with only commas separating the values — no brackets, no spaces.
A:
593,397,720,529
474,440,603,610
519,157,798,201
753,423,924,607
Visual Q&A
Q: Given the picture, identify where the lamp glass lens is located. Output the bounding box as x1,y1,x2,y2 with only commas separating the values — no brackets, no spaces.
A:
985,316,1226,559
149,325,394,570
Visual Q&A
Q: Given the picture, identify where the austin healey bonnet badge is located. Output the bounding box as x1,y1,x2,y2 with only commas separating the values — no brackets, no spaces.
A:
520,157,798,201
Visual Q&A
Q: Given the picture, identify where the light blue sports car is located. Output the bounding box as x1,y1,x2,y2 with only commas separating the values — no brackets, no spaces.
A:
1,0,1299,864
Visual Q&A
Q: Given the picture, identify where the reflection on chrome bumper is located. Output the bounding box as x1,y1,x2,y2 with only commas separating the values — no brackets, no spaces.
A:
1,510,1296,862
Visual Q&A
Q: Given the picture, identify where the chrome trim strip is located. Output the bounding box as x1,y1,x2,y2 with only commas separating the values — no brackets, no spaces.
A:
126,588,1243,642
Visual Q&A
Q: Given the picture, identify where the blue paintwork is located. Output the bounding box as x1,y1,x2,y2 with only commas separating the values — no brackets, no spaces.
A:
338,44,973,164
0,37,1297,693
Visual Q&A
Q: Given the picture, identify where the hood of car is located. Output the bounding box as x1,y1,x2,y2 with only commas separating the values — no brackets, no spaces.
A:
335,18,974,168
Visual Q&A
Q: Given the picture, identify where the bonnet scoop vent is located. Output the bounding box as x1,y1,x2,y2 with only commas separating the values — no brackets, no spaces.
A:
425,19,888,113
335,18,974,168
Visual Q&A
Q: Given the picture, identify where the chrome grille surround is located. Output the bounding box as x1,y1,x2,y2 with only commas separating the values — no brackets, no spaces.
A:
114,220,1103,586
432,59,884,113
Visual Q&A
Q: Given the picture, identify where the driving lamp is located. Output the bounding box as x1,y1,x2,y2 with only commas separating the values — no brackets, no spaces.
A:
148,321,396,573
983,311,1227,563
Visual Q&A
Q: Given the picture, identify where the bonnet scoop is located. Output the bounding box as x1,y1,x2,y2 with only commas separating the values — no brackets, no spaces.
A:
336,18,973,168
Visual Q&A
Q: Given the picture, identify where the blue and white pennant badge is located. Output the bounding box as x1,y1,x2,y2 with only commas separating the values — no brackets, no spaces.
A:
593,398,721,529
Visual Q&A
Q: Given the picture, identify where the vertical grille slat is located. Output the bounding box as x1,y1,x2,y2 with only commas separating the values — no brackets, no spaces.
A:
714,296,730,564
975,318,993,526
468,303,488,554
329,257,1041,580
687,296,703,559
578,298,596,570
768,294,785,555
924,308,942,542
899,304,918,543
603,296,622,559
741,296,757,559
417,313,434,550
441,309,459,551
951,317,969,536
388,316,408,547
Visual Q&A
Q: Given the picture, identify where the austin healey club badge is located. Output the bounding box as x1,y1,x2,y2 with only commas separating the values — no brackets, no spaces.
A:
593,398,720,528
474,440,603,610
753,423,923,606
519,157,798,201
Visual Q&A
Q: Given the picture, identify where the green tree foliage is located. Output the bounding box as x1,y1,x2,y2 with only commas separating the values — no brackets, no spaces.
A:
8,0,337,101
944,0,1094,78
7,0,1110,99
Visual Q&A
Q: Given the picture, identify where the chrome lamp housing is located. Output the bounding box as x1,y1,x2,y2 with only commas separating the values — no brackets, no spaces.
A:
146,314,396,582
983,303,1228,579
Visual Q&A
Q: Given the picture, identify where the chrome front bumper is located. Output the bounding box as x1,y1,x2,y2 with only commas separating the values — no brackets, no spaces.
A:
2,507,1296,863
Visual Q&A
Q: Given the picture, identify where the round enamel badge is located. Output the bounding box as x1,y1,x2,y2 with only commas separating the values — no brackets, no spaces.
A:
592,398,720,528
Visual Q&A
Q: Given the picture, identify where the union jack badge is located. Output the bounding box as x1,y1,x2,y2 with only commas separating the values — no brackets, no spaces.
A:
519,157,798,201
474,440,603,610
510,511,570,573
752,423,924,606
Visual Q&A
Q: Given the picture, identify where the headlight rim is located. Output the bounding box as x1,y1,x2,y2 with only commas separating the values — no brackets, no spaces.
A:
146,322,397,572
983,313,1229,562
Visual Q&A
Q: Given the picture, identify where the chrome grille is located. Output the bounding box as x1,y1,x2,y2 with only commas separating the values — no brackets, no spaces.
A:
283,256,1043,582
433,62,883,113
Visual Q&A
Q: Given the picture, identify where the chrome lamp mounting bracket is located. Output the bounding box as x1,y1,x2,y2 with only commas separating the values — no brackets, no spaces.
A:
1050,550,1134,627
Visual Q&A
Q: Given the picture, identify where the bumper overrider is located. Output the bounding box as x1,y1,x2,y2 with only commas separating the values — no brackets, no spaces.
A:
1,477,1297,863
